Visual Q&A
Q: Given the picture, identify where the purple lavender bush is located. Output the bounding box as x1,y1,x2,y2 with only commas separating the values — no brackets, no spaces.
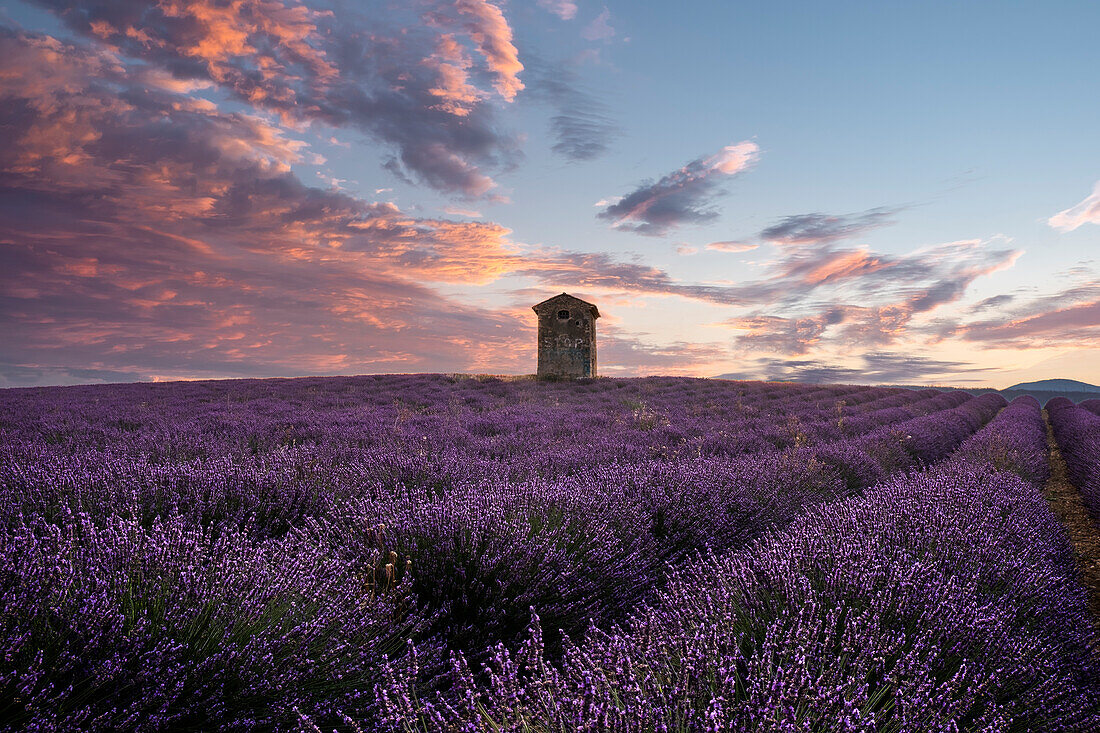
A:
381,464,1099,731
950,395,1050,485
0,510,427,730
3,376,927,728
306,451,849,666
306,391,1003,668
1047,396,1100,528
808,391,1006,489
2,375,1092,731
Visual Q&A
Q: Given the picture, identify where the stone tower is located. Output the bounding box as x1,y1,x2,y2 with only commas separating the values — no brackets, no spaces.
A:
532,293,599,378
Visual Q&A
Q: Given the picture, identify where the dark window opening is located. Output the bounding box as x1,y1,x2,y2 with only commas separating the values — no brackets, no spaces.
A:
557,309,570,319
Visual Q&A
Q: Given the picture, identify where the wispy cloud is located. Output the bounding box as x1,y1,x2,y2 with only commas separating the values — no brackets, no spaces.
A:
710,239,1022,356
706,238,1019,311
722,310,847,355
581,7,615,41
1048,181,1100,231
523,56,620,161
537,0,578,21
759,207,901,245
597,327,729,376
442,206,483,217
597,142,759,236
741,352,991,385
948,283,1100,348
969,294,1015,313
706,241,758,253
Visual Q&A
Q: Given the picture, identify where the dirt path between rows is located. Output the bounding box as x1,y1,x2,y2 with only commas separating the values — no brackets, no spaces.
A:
1041,410,1100,623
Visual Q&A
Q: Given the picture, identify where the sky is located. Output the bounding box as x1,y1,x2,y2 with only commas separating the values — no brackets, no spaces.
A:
1,0,1098,388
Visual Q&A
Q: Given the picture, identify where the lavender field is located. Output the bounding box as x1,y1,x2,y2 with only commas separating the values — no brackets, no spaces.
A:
2,375,1098,731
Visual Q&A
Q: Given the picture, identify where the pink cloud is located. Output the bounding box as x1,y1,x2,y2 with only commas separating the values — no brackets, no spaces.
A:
705,241,758,253
451,0,525,101
799,249,888,286
953,296,1100,348
0,26,536,381
597,328,729,376
30,0,526,196
581,7,615,41
722,314,835,355
597,141,760,235
442,205,483,218
423,34,487,117
708,237,1023,356
537,0,578,21
1048,181,1100,231
703,144,758,175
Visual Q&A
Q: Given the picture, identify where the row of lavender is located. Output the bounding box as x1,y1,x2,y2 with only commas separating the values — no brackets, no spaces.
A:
2,375,965,466
378,395,1100,731
310,391,1009,674
1048,396,1100,530
0,377,1059,730
0,378,972,541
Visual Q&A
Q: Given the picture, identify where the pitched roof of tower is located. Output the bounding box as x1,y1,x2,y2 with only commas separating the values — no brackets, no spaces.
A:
531,292,600,318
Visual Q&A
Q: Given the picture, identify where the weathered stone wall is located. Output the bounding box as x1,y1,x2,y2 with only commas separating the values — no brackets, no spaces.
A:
536,307,596,378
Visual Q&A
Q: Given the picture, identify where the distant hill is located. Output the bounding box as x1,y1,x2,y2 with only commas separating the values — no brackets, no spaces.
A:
941,378,1100,404
712,376,1100,404
997,378,1100,405
1003,378,1100,393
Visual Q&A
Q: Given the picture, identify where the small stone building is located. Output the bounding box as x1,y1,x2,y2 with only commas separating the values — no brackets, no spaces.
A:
532,293,599,378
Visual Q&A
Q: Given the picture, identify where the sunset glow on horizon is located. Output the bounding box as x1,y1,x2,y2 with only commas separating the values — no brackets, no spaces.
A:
1,1,1098,388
